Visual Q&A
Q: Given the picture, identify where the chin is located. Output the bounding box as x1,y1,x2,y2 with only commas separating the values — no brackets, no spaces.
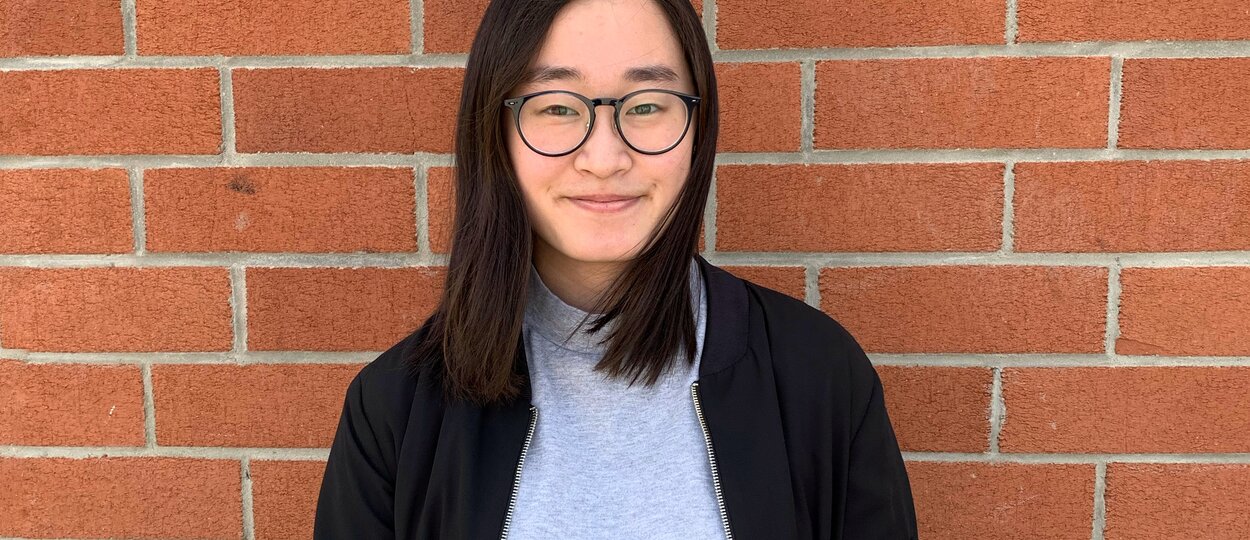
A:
558,235,649,263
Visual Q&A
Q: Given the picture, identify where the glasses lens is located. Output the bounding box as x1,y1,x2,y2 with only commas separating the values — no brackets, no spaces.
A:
517,92,591,155
618,91,689,153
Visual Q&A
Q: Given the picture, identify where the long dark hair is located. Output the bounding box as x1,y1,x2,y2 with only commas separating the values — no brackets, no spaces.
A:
406,0,719,406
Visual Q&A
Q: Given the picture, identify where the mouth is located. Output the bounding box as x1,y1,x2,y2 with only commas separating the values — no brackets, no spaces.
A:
567,195,643,213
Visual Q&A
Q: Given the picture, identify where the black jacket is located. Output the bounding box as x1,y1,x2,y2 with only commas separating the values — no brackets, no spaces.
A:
314,255,918,539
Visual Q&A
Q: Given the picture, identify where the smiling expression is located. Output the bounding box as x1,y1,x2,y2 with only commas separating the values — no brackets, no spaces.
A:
504,0,696,270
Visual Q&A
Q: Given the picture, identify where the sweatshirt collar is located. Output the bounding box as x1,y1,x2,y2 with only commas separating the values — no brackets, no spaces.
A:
522,262,617,354
513,254,750,401
522,259,706,355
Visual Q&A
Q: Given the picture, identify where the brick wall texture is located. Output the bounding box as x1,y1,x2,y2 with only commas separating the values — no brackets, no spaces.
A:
3,0,1250,538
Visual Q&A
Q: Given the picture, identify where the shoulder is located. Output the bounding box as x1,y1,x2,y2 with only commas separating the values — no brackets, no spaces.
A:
739,278,880,413
345,321,435,431
742,279,864,362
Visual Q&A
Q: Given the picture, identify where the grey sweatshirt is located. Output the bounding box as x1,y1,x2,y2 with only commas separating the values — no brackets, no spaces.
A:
506,259,726,539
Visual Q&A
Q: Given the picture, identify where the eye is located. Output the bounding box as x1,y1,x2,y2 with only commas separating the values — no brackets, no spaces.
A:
626,103,663,115
540,105,579,116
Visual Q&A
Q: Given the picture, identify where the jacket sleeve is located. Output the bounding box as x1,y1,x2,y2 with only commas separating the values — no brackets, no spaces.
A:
313,368,397,539
841,358,919,539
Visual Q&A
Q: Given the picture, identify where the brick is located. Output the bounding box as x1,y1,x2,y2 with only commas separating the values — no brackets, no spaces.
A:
145,167,416,253
718,0,1003,49
877,366,992,452
715,62,802,152
907,461,1094,540
1104,463,1250,540
723,265,806,301
0,267,232,352
251,460,326,540
1019,0,1250,42
0,457,240,539
153,363,359,447
1000,367,1250,453
0,168,133,254
1015,160,1250,253
820,266,1107,353
1117,267,1250,356
136,0,409,55
0,360,144,446
717,163,1002,252
1119,58,1250,149
0,0,122,56
422,0,489,53
0,68,221,155
815,57,1110,149
427,166,455,254
233,67,463,154
247,267,444,350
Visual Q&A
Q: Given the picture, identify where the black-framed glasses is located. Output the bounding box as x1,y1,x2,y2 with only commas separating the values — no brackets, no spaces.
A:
503,88,700,157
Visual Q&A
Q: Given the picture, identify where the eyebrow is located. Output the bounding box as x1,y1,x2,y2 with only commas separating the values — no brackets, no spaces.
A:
521,64,682,85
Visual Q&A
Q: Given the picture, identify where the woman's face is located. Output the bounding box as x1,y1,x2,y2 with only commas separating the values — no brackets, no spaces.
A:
505,0,696,270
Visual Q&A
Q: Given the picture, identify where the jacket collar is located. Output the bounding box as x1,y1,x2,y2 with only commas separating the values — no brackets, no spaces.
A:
693,254,751,377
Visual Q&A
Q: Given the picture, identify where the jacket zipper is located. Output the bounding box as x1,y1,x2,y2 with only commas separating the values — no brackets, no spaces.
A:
692,381,734,539
500,405,538,540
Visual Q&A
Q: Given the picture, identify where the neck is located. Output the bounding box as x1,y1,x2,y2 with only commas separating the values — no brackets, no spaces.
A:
532,240,627,314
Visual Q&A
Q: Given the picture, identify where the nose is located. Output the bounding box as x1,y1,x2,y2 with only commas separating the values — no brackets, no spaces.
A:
572,104,632,179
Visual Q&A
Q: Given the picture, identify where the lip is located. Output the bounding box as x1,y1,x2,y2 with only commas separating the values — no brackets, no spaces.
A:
567,195,642,213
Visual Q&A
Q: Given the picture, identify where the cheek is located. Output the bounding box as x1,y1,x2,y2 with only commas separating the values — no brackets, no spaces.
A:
651,142,694,200
505,126,561,226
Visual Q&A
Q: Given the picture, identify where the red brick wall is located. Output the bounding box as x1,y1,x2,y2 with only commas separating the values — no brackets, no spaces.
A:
3,1,1249,538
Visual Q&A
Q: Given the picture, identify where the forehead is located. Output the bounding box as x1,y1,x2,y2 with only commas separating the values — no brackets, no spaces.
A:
528,0,687,87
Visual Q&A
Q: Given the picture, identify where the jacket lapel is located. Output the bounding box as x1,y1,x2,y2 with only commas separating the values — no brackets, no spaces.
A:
695,256,801,539
441,335,535,539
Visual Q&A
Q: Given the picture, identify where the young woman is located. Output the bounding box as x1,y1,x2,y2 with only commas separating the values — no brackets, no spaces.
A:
314,0,918,538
